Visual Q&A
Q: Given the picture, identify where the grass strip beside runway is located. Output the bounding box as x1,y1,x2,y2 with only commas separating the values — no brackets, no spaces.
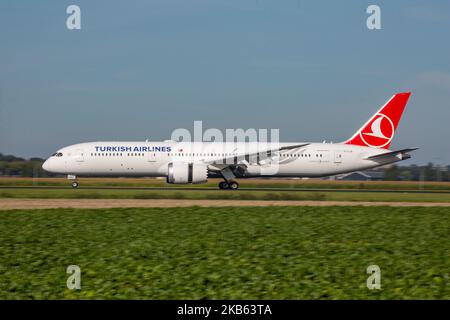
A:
1,177,450,191
1,188,450,202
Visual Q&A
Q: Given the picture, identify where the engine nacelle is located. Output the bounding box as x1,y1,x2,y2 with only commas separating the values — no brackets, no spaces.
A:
166,162,208,184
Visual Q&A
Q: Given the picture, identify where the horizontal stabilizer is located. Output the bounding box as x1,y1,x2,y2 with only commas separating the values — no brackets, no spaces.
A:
365,148,418,160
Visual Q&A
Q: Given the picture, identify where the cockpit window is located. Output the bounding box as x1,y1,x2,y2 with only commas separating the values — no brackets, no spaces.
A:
52,152,63,157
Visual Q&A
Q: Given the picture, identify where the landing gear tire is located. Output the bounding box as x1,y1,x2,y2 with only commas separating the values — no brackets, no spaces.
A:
71,181,79,189
229,181,239,190
219,181,229,190
219,181,239,190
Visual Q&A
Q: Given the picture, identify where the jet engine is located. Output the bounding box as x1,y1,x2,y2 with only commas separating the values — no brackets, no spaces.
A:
166,162,208,184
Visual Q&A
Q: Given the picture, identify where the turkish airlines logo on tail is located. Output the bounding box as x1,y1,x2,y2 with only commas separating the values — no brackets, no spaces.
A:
359,113,394,148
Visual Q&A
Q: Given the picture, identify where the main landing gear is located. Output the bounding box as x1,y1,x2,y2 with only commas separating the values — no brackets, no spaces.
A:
218,167,239,190
218,180,239,190
71,181,79,189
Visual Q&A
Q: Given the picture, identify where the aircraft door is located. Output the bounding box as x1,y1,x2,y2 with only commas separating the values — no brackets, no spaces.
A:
75,149,85,162
334,151,343,164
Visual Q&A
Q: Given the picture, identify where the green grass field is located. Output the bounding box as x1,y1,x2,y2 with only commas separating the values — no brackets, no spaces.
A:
1,188,450,202
2,177,450,202
0,206,449,299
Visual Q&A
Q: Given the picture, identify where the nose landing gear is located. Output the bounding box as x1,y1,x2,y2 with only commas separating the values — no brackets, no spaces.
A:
68,175,78,188
218,180,239,190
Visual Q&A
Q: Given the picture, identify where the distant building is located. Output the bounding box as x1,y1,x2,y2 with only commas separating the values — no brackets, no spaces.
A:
335,171,384,181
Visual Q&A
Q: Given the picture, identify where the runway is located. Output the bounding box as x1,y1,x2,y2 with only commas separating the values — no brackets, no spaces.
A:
1,186,449,194
1,198,450,210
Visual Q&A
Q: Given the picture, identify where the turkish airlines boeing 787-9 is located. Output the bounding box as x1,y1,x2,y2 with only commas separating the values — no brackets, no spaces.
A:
43,92,417,189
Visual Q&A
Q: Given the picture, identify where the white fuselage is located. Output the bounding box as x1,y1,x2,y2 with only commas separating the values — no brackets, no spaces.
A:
42,141,399,179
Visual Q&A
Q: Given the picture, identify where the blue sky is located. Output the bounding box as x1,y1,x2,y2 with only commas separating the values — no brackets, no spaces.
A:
0,0,449,164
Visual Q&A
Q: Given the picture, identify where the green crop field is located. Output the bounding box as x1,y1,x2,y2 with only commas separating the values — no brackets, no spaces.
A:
0,206,449,299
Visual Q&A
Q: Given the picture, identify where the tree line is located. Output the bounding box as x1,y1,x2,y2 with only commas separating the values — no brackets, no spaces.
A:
383,163,450,181
0,153,56,177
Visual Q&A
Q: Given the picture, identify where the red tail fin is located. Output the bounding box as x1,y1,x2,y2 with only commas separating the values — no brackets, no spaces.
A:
344,92,411,149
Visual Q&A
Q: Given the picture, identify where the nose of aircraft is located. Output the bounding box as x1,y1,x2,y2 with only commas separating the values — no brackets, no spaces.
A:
42,159,51,172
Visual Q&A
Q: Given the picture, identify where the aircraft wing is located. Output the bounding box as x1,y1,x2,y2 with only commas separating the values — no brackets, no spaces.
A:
365,148,418,161
204,143,310,166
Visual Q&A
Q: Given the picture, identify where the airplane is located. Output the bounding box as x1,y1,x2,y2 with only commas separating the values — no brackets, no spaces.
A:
42,92,417,190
